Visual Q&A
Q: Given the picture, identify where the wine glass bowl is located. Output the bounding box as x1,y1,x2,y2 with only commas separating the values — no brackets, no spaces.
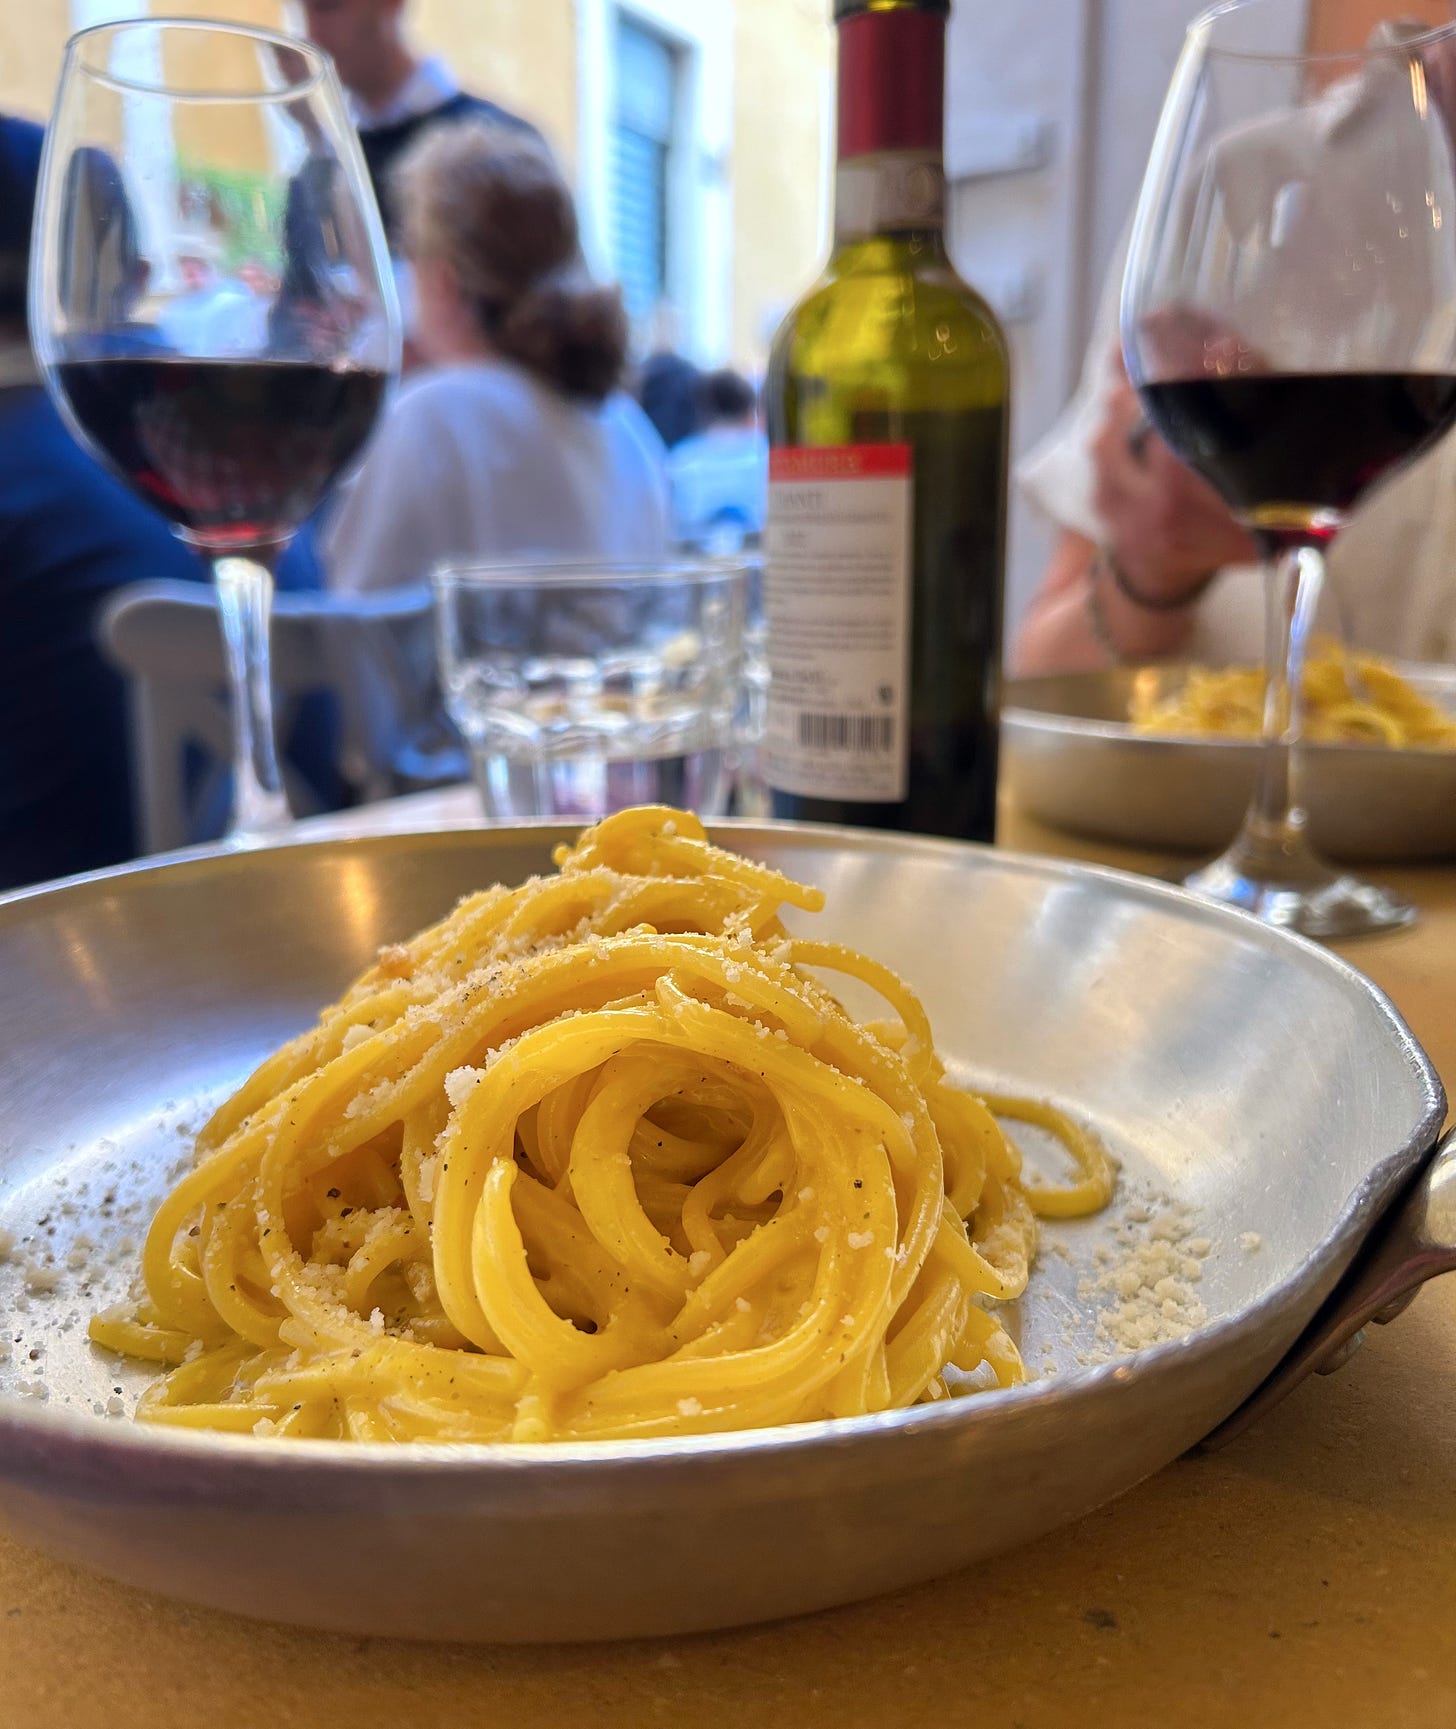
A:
1122,0,1456,936
30,19,399,841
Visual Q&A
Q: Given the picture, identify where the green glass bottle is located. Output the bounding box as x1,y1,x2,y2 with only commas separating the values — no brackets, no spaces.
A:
762,0,1010,840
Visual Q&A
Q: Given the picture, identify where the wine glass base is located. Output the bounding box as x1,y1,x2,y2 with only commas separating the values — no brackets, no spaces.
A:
221,791,293,850
1182,853,1416,939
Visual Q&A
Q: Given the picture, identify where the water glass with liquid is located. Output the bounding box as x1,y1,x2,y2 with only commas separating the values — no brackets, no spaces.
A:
435,558,749,822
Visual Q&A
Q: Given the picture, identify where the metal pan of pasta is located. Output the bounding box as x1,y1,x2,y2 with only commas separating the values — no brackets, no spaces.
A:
1005,659,1456,861
0,814,1447,1641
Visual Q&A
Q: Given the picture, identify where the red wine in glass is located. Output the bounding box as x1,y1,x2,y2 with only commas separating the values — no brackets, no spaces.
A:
1142,370,1456,547
1122,1,1456,937
31,20,400,842
54,356,387,552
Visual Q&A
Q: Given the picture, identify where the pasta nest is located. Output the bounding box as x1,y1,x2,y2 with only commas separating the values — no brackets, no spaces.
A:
92,806,1110,1442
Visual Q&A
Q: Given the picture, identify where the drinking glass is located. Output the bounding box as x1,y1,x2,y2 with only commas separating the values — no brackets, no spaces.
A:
30,20,399,842
1123,0,1456,936
435,559,749,823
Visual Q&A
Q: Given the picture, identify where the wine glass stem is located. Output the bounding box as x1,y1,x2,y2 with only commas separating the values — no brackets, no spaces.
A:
1238,541,1329,878
213,554,290,841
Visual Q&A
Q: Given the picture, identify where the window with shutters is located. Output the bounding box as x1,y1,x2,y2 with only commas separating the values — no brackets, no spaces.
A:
576,0,733,363
609,16,678,331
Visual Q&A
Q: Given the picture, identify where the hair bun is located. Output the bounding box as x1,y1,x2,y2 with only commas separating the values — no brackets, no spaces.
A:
498,272,629,405
395,122,628,403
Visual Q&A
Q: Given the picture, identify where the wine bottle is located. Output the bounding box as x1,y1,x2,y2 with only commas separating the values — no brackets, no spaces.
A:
762,0,1009,840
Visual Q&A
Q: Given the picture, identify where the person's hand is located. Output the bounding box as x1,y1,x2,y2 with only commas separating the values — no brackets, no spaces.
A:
1091,365,1257,605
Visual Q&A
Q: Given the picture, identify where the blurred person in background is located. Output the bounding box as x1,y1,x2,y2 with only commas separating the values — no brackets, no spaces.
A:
323,122,670,593
0,115,209,890
298,0,545,245
1013,16,1456,676
161,238,270,354
667,368,768,551
636,305,703,450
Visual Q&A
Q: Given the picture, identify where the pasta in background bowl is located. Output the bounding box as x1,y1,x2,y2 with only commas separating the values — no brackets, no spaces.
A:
1005,658,1456,861
1129,646,1456,749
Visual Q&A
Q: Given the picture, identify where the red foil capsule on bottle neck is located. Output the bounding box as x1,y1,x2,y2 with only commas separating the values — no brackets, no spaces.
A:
836,9,946,163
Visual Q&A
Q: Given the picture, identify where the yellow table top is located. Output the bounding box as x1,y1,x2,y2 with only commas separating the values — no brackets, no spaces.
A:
4,797,1454,1729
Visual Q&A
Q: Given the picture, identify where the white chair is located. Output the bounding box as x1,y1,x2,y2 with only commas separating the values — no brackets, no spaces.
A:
99,580,466,853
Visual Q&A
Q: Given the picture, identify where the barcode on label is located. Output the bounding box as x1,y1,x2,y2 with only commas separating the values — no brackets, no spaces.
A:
797,712,895,754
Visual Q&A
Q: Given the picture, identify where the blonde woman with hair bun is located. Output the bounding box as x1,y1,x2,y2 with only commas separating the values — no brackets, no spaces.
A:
324,122,670,593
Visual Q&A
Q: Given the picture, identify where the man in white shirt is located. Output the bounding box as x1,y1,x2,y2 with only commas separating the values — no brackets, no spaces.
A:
299,0,545,243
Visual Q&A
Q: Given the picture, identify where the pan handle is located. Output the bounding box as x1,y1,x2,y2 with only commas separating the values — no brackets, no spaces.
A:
1198,1126,1456,1452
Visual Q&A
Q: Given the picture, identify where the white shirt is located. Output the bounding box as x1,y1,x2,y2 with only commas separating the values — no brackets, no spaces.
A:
349,56,459,132
324,360,673,593
1019,40,1456,667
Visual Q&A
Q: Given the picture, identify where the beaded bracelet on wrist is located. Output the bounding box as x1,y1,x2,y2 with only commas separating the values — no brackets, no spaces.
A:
1085,546,1219,665
1085,557,1125,663
1097,544,1219,614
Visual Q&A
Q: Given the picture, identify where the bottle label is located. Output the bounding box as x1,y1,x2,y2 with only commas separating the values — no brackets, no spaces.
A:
764,445,913,803
835,153,946,239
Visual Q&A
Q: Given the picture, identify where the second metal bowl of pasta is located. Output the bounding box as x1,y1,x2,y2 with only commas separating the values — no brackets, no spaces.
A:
0,822,1448,1641
1005,661,1456,861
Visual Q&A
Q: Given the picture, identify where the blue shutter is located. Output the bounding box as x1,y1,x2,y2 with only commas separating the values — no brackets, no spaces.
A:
610,17,676,328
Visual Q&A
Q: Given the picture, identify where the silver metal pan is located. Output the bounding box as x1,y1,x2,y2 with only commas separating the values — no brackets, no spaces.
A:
0,824,1450,1643
1004,663,1456,861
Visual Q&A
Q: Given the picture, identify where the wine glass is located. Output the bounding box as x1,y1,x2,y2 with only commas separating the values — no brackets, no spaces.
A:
1123,0,1456,937
30,20,399,843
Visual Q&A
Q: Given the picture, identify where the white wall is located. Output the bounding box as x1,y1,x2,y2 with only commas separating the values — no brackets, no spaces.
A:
1082,0,1210,338
945,0,1206,640
944,0,1095,640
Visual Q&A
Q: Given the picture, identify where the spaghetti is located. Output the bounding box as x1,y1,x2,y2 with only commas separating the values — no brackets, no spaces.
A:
90,806,1112,1443
1131,646,1456,747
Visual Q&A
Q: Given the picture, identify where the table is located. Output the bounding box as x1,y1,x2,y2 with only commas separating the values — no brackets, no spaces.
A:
4,790,1454,1729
